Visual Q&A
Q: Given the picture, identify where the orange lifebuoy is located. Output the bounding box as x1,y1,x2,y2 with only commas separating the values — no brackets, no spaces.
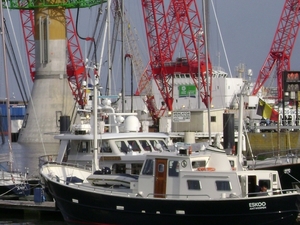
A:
197,167,215,171
231,167,236,171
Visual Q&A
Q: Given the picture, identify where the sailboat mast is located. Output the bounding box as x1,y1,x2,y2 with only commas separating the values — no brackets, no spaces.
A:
107,0,111,97
107,0,113,131
0,3,12,171
237,81,249,166
92,78,99,172
202,0,211,143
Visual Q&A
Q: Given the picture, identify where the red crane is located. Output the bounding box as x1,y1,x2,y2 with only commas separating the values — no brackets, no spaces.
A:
252,0,300,101
141,0,212,123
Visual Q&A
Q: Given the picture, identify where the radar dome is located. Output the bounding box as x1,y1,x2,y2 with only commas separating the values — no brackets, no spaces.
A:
124,116,141,132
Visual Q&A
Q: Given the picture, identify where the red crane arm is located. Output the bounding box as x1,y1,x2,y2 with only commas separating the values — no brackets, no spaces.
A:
138,0,189,96
20,9,35,81
141,0,178,115
20,9,88,108
142,0,172,65
252,0,300,100
66,9,88,108
173,0,212,107
136,0,184,122
142,0,211,116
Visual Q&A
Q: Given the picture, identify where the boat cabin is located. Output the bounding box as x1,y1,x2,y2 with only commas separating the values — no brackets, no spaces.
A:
134,149,282,199
55,132,169,175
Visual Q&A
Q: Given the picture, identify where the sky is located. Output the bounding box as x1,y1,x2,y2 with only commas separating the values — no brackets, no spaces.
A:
99,0,300,93
1,0,300,100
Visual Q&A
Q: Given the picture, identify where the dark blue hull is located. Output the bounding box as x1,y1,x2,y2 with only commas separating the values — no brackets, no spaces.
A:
46,179,300,225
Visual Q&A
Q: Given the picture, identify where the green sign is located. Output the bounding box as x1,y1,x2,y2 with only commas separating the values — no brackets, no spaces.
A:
178,85,196,97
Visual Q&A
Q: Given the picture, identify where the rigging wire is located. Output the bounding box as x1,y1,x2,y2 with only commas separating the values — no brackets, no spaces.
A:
210,0,232,78
3,19,28,104
86,5,106,61
75,6,97,70
105,0,122,95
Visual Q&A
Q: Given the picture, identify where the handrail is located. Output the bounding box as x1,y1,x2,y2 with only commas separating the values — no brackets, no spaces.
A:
38,156,92,171
251,148,300,167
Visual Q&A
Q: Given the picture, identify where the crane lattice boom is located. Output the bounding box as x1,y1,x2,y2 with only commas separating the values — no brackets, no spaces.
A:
140,0,212,122
252,0,300,101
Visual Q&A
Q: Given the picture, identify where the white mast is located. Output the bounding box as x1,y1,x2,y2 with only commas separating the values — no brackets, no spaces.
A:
92,0,111,172
237,81,249,166
202,0,211,144
92,78,99,172
0,3,13,171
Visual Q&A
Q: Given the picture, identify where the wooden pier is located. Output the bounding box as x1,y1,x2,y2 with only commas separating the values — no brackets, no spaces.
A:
0,199,56,211
0,199,63,221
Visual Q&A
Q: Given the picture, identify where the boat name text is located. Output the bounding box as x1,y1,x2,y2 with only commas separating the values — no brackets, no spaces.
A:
249,202,266,210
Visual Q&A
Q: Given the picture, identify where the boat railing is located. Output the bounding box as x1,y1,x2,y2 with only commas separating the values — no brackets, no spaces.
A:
281,188,300,194
38,155,92,171
145,193,211,199
49,177,136,195
250,148,300,168
244,188,299,197
39,154,58,167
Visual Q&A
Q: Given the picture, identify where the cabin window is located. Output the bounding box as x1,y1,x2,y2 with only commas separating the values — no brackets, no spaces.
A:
78,141,89,153
191,161,206,169
258,180,270,189
150,140,158,151
115,141,128,153
158,140,168,151
168,160,179,177
128,140,141,152
150,140,168,151
187,180,201,190
272,174,277,182
100,141,112,153
215,181,231,191
131,163,143,174
229,160,235,168
142,159,154,175
211,116,216,122
139,140,151,151
112,164,126,174
158,164,164,172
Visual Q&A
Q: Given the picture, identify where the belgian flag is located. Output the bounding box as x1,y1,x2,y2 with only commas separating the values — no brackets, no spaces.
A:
256,98,279,121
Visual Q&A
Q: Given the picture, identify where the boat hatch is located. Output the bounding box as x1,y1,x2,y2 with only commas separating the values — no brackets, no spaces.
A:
66,176,84,184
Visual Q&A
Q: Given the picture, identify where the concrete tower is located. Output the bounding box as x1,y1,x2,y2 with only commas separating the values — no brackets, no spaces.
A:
18,7,75,143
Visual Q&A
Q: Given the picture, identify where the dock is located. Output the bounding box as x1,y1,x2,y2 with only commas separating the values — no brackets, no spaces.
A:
0,199,63,221
0,199,56,211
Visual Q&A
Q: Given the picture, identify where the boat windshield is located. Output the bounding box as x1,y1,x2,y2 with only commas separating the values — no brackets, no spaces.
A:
150,140,168,151
139,140,152,151
142,159,154,175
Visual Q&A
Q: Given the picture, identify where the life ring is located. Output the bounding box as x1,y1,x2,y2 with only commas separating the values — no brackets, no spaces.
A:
231,167,236,171
197,167,215,171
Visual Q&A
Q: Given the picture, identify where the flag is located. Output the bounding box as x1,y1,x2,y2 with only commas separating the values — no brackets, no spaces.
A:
256,98,279,121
